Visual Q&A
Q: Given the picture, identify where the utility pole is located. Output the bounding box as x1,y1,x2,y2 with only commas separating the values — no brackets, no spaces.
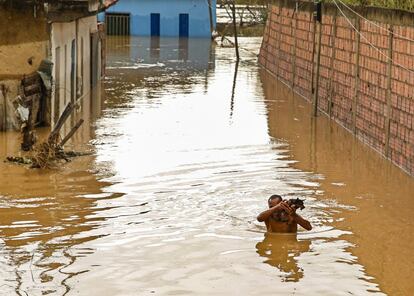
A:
229,0,240,60
312,0,323,116
207,0,214,37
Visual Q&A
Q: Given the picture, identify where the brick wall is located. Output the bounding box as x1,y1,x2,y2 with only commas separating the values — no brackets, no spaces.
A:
259,1,414,176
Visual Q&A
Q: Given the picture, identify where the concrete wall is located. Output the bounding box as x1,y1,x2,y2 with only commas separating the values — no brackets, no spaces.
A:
51,15,101,126
104,0,217,37
0,9,49,80
0,8,49,131
259,0,414,175
0,7,104,131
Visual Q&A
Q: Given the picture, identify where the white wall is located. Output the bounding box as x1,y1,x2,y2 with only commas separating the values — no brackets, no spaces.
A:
51,15,100,127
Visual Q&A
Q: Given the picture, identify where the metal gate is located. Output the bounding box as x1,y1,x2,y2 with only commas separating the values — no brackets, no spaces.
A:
106,13,130,35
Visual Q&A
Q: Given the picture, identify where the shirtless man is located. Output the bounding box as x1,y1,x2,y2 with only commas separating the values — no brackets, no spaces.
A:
257,194,312,233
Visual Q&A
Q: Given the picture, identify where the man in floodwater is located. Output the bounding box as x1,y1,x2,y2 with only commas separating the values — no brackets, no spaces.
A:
257,194,312,233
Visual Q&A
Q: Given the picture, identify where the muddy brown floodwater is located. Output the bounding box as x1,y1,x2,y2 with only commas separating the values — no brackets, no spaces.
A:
0,36,413,296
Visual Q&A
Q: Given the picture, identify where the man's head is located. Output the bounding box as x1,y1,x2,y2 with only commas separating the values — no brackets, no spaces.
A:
268,194,282,208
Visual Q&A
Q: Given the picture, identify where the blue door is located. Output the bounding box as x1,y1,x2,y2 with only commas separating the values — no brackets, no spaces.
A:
179,14,189,37
151,13,160,36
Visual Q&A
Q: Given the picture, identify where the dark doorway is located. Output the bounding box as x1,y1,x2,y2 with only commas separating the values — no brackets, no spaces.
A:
70,39,76,103
179,13,189,37
54,47,61,124
151,13,160,36
90,32,99,91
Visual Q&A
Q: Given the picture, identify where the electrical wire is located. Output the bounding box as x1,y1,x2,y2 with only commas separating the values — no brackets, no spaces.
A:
336,0,414,42
332,0,414,76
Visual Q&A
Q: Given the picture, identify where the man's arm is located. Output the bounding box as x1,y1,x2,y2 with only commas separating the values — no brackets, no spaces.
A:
257,202,292,222
293,213,312,231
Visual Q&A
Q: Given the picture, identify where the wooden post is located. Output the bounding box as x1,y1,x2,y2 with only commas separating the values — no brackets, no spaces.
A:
229,60,239,119
291,3,299,90
207,0,214,37
48,101,75,143
310,8,318,102
327,11,337,117
352,18,361,134
60,119,84,147
385,25,394,157
275,5,283,77
312,4,323,117
231,1,240,61
264,6,272,69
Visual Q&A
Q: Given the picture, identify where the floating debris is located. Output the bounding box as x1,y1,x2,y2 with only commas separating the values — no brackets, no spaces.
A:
6,101,90,169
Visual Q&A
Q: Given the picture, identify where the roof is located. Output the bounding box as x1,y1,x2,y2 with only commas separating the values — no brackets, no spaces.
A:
0,0,118,12
102,0,119,10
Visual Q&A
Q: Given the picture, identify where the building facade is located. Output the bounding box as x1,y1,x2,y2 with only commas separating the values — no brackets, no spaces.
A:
50,14,103,125
102,0,217,37
0,0,116,131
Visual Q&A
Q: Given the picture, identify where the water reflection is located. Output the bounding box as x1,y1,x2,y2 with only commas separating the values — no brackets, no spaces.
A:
178,38,189,61
256,233,311,282
261,69,414,295
150,36,160,59
106,36,214,71
0,82,111,295
0,36,412,296
104,36,215,112
0,158,113,295
229,60,239,121
71,37,386,295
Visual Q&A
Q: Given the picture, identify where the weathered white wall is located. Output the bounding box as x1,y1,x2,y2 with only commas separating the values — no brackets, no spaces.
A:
51,20,75,123
51,15,100,127
77,15,100,117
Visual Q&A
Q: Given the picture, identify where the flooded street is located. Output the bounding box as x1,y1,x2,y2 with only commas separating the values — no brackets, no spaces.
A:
0,36,413,295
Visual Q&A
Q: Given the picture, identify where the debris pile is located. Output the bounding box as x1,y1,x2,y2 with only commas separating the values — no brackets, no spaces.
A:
20,72,43,151
6,101,89,169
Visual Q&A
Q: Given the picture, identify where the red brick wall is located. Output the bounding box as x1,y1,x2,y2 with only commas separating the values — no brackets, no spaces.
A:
259,3,414,176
